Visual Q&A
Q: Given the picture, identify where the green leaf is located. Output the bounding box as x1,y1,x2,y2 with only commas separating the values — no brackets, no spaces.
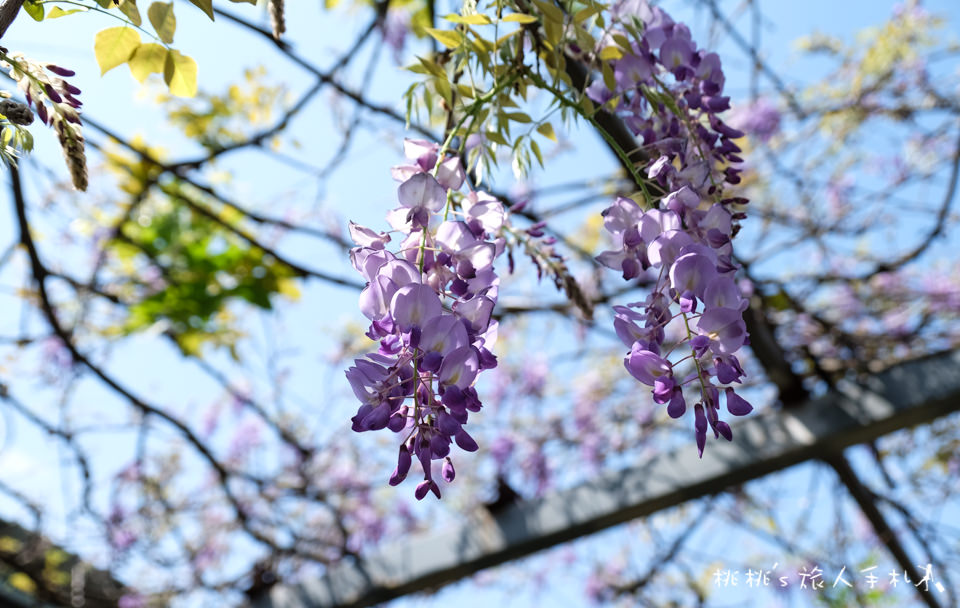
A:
530,139,544,167
187,0,214,20
598,45,623,60
118,0,141,26
531,0,563,24
163,49,197,97
94,27,142,75
128,43,168,82
536,122,557,142
47,6,87,18
501,13,538,23
445,13,491,25
425,28,464,49
148,2,176,44
505,111,532,123
22,0,44,21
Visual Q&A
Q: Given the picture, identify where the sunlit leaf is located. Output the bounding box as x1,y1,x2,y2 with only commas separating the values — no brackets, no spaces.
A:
187,0,214,20
94,27,142,75
425,28,464,49
501,13,538,23
118,0,142,26
163,50,197,97
128,43,168,82
536,122,557,142
148,1,176,44
46,6,87,18
22,0,44,21
445,13,491,25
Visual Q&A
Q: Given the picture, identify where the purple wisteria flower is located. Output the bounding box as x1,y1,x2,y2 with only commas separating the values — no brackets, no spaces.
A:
593,0,755,455
346,142,507,499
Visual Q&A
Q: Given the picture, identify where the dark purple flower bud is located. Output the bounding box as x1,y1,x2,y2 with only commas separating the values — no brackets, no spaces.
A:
421,350,443,373
437,411,461,436
46,64,75,76
442,458,456,483
463,387,482,412
621,257,641,280
477,347,498,370
715,355,745,384
43,83,62,103
389,445,412,485
667,390,686,418
361,403,392,431
715,421,732,441
387,407,408,432
415,479,441,500
351,404,373,431
454,428,479,452
709,115,744,139
431,434,451,458
690,334,710,358
694,402,707,434
725,388,753,416
653,376,675,403
442,385,464,408
447,403,469,424
35,102,49,125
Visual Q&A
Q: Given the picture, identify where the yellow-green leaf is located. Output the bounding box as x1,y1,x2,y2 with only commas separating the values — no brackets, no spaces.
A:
505,111,532,123
445,13,491,25
128,43,168,82
531,0,563,24
425,28,464,49
47,6,87,18
530,139,544,166
148,2,176,44
94,27,142,75
573,5,602,24
598,45,623,60
187,0,214,20
536,122,557,142
118,0,141,26
22,0,44,21
501,13,538,24
163,50,197,97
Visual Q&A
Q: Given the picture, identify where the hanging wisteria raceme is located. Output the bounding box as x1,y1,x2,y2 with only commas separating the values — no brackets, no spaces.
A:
1,49,87,190
346,140,506,499
592,1,754,456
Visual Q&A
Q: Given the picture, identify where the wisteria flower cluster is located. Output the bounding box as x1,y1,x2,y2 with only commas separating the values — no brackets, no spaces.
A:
346,140,506,499
1,49,87,190
592,1,754,455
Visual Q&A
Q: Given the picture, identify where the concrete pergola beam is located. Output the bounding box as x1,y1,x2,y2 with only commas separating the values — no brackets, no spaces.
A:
254,350,960,608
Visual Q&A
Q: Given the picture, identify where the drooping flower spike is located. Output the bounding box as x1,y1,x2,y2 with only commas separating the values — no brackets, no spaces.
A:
594,0,754,455
346,143,505,499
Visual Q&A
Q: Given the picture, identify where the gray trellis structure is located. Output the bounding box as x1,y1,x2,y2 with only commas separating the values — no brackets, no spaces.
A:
253,349,960,608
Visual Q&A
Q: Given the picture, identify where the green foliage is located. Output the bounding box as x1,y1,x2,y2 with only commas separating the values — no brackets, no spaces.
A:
160,67,287,148
22,0,44,21
147,1,177,44
94,26,143,75
113,188,300,356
